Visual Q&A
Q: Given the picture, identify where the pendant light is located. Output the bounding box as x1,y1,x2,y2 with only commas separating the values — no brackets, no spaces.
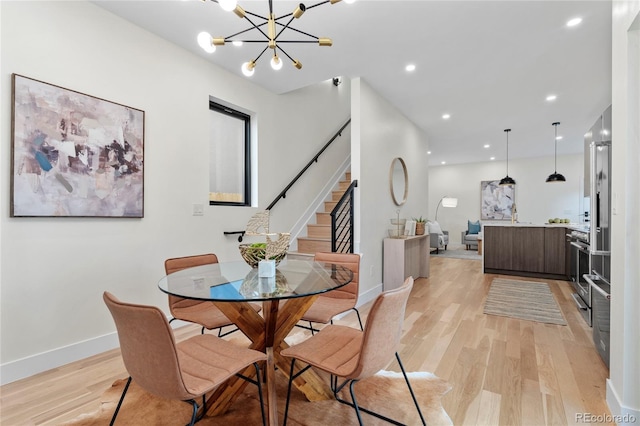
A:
546,122,566,183
499,128,516,186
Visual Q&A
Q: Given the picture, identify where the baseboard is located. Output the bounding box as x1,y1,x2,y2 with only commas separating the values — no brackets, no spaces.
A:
0,318,192,386
0,332,120,385
606,378,640,424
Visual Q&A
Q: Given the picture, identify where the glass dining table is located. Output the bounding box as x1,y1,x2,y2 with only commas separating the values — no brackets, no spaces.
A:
158,258,353,426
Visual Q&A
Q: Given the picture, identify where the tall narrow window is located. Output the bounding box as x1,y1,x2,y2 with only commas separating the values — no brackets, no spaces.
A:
209,101,251,206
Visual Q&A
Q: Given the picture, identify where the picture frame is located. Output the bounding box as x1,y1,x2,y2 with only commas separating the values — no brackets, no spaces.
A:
10,74,145,217
404,219,416,236
480,180,515,220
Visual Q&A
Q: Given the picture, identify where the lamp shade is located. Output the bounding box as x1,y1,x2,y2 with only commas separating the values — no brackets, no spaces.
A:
500,128,516,186
546,172,566,183
441,197,458,208
499,175,516,186
435,196,458,221
546,122,566,183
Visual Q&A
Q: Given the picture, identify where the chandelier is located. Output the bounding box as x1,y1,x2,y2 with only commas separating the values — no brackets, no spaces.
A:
197,0,355,77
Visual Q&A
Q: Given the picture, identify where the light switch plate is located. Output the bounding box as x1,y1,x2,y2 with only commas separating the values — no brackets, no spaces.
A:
193,204,204,216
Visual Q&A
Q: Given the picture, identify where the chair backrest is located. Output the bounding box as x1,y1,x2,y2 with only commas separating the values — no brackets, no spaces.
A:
164,253,219,311
349,277,413,380
103,291,193,400
313,252,360,300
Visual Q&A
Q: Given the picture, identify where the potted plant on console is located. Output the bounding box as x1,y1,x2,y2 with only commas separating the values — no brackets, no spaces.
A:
413,216,426,235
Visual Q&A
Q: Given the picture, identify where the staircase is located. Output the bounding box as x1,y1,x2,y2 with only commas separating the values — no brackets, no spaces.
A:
295,172,352,255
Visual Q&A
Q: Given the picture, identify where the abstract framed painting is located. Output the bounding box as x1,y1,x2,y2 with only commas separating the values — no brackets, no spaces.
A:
480,180,515,220
10,74,145,217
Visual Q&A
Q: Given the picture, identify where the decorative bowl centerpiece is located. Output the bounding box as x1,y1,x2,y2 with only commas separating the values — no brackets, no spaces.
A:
239,242,287,268
238,210,290,268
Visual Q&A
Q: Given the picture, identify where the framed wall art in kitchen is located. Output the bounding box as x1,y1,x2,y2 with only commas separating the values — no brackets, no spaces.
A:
480,180,515,220
10,74,145,218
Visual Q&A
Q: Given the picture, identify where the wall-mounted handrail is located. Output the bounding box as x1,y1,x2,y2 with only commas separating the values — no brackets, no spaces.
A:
224,230,246,242
331,180,357,253
266,119,351,211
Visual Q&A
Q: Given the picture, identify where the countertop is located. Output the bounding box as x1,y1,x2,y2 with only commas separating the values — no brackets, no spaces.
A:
482,222,590,232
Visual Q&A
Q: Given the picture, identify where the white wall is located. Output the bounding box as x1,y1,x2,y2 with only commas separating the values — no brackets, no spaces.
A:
0,1,350,383
351,78,430,297
429,154,586,242
609,1,640,419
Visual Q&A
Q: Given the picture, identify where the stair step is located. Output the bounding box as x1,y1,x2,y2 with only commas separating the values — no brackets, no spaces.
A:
297,237,332,254
324,200,338,211
338,181,351,191
332,190,346,201
316,212,331,225
286,251,315,261
307,224,349,239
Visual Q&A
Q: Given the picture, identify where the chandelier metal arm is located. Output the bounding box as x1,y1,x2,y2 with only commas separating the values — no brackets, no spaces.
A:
277,45,295,62
275,16,296,39
227,22,268,40
275,24,320,40
252,46,270,63
306,0,333,11
241,15,271,40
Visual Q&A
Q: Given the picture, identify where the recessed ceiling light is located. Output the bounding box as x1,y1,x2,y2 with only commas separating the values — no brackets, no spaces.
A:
483,144,490,149
556,136,563,140
441,161,446,165
567,17,582,27
427,151,432,155
405,64,416,72
232,40,243,47
490,157,496,160
546,94,557,101
442,114,451,120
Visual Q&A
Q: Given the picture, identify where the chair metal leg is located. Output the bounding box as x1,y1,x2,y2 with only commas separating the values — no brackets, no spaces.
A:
283,359,296,426
349,380,365,425
253,362,267,426
186,399,198,426
109,376,132,426
396,352,426,425
353,307,364,331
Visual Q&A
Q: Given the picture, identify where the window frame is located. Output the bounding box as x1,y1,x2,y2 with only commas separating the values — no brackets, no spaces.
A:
208,101,251,207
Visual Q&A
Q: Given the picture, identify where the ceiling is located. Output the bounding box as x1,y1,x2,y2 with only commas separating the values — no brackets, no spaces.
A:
92,0,612,167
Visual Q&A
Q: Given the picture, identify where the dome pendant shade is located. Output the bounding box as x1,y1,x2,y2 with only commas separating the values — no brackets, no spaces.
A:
500,175,517,186
500,128,516,186
546,122,566,183
546,172,567,183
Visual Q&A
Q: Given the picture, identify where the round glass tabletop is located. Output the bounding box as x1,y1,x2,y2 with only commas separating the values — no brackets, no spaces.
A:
158,259,353,302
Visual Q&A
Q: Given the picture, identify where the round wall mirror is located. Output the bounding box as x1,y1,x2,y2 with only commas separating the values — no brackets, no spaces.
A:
389,157,408,206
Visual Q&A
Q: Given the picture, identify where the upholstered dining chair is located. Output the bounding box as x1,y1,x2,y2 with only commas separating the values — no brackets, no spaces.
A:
281,277,425,426
103,291,267,426
164,253,261,337
297,252,363,334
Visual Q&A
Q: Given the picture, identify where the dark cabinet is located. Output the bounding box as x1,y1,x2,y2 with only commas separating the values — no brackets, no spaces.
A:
484,225,513,270
544,227,567,275
484,226,568,279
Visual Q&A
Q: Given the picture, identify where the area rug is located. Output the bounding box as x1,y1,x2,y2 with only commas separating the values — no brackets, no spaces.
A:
431,248,481,261
484,278,566,325
64,369,452,426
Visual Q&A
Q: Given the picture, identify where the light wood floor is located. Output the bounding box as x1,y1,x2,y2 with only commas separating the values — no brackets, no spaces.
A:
0,256,611,425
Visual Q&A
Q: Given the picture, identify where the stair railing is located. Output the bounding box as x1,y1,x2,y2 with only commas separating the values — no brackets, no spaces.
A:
265,119,351,211
331,180,358,253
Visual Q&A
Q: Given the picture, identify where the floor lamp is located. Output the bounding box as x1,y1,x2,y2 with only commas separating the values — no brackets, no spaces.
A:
435,196,458,222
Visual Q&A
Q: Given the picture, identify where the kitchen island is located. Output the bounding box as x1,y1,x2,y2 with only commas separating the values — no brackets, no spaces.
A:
483,223,572,280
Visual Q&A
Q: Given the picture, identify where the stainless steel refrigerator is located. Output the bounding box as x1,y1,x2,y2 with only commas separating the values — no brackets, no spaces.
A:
584,104,612,367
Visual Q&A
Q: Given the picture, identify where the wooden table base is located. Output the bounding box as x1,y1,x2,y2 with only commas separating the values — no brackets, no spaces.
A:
205,297,333,426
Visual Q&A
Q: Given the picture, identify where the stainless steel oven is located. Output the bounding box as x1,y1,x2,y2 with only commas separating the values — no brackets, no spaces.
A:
569,230,591,326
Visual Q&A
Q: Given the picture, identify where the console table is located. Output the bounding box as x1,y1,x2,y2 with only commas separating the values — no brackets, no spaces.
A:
383,234,430,290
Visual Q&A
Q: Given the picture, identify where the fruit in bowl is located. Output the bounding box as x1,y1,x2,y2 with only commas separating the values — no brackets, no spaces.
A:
239,242,287,268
